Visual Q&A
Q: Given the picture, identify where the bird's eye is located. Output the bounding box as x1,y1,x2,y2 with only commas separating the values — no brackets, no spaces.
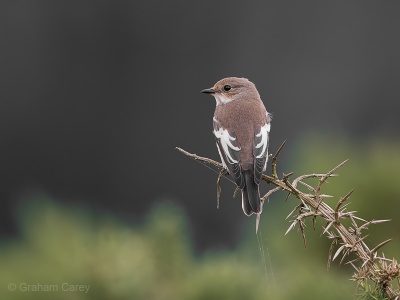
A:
223,85,232,91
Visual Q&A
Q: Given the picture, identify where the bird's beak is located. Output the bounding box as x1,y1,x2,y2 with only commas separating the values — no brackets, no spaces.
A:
201,88,215,94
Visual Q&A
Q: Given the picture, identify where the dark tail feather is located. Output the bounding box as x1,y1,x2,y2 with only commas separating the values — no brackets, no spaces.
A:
241,170,261,216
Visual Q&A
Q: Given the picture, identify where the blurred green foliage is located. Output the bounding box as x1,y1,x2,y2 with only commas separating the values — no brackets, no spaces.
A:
1,134,399,300
0,199,352,300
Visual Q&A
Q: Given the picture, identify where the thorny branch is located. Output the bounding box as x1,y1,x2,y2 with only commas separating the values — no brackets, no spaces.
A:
176,144,400,299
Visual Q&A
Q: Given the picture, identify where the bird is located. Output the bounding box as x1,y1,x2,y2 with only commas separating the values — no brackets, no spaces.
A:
201,77,271,218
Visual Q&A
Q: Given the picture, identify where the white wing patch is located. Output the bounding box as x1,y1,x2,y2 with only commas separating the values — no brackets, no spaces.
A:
213,127,241,164
216,142,228,170
255,122,270,159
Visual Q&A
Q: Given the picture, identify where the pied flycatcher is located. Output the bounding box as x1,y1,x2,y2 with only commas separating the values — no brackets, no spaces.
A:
202,77,271,216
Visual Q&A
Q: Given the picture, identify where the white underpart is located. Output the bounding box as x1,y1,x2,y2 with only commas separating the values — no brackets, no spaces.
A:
214,94,231,105
213,127,240,163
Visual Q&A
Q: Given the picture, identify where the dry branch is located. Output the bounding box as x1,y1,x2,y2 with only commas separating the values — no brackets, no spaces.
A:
176,145,400,299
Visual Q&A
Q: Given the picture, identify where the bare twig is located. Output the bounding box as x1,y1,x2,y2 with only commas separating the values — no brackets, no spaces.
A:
272,140,286,179
216,169,225,209
176,146,399,299
315,159,349,196
261,186,282,203
334,189,354,223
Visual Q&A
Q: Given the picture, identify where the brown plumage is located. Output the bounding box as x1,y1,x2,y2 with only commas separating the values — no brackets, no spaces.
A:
202,77,271,216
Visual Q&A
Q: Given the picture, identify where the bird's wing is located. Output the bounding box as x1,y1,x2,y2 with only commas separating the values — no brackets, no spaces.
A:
213,119,244,189
253,121,271,185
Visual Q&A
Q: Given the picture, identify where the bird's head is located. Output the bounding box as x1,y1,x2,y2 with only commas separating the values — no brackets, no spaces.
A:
201,77,260,105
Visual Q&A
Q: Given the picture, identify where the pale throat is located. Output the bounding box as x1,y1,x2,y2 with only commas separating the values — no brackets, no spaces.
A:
214,93,232,105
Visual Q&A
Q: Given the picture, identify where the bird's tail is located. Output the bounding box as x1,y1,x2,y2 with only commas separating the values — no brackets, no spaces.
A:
241,170,261,216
